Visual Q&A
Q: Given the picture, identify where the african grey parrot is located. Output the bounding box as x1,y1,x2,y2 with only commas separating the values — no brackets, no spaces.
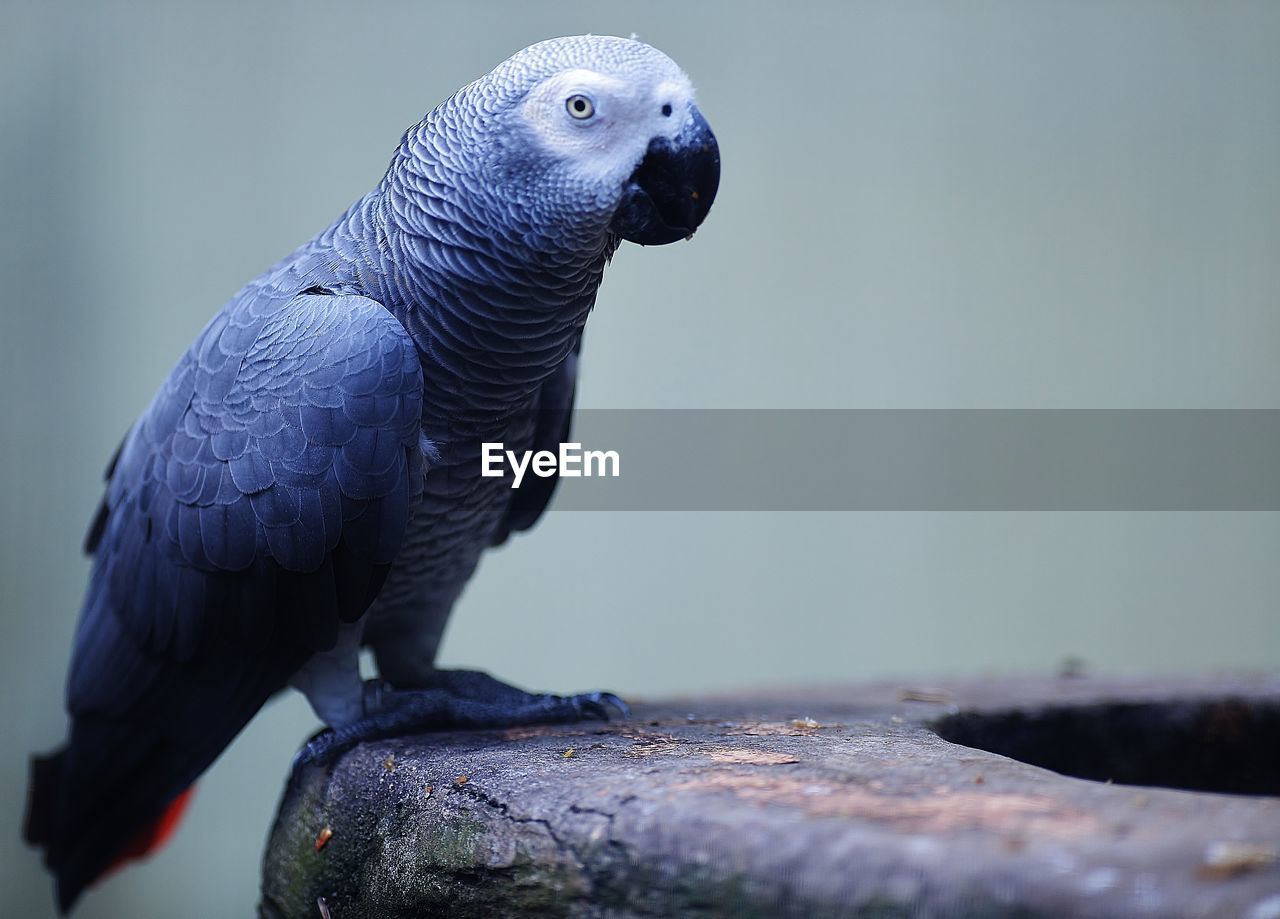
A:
25,35,718,912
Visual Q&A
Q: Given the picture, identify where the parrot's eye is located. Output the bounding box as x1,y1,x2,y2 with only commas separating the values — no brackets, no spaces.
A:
565,94,595,120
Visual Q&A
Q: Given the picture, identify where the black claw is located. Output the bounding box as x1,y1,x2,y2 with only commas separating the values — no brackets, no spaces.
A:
570,691,630,721
604,692,631,719
291,729,338,774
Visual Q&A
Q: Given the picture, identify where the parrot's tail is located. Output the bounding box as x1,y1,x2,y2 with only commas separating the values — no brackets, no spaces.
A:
99,785,197,876
24,747,196,913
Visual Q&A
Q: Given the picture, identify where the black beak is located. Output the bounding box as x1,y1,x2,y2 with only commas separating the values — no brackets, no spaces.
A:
611,106,720,246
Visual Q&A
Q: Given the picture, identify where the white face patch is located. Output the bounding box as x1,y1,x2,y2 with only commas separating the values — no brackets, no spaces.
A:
518,67,696,185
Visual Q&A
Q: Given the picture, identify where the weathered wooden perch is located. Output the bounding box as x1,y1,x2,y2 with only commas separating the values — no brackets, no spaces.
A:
259,676,1280,918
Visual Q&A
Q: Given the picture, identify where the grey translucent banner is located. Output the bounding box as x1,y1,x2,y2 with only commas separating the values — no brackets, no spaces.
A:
474,410,1280,511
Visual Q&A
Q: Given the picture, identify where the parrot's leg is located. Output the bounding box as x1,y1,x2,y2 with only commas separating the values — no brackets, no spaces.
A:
292,670,627,771
288,623,367,727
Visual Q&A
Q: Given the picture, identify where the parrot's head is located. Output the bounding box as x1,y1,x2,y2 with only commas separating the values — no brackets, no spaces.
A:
425,35,720,251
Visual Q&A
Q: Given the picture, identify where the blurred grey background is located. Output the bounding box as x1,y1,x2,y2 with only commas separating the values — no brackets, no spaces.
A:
2,1,1277,915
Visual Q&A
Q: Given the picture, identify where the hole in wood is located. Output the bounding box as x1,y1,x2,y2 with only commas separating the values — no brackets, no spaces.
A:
933,697,1280,796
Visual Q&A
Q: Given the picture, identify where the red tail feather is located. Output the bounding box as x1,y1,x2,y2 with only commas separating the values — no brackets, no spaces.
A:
101,785,196,880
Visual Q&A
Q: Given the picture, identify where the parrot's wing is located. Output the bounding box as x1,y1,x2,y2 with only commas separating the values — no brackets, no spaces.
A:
490,339,580,545
81,288,425,663
38,289,424,910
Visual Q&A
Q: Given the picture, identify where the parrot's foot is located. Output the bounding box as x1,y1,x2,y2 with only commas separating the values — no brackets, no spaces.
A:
292,669,628,772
